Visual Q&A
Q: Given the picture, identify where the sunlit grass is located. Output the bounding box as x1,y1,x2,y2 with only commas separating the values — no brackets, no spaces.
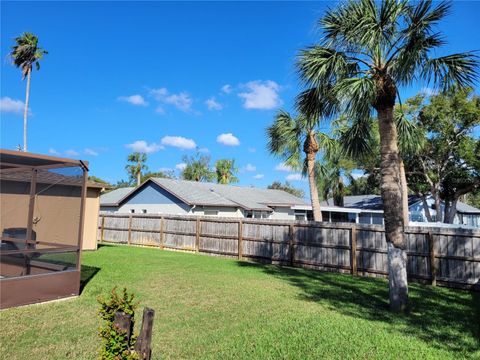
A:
1,244,478,359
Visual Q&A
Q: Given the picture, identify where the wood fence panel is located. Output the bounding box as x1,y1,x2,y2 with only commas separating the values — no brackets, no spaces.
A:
97,214,480,290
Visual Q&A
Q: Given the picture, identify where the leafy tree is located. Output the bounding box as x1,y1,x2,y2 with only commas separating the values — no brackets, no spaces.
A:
215,159,239,184
267,108,334,222
181,153,214,182
88,176,111,186
412,87,480,223
296,0,478,311
267,181,305,199
125,152,148,186
9,32,47,152
346,175,380,196
140,170,175,183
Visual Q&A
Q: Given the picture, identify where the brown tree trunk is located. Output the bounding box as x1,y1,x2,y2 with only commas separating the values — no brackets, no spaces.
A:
421,195,433,222
23,67,32,152
399,158,409,226
377,105,408,312
433,191,442,222
444,199,458,224
304,131,322,222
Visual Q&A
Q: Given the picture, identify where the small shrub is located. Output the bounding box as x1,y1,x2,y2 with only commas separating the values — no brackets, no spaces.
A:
98,287,140,360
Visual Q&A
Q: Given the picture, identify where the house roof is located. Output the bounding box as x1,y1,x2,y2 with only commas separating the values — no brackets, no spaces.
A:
100,178,308,211
322,195,480,214
100,187,135,206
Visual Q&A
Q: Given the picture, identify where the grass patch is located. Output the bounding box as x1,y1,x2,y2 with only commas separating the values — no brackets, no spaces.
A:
1,244,479,359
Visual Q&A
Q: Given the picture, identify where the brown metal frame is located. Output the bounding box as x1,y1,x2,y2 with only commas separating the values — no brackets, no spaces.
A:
0,150,89,309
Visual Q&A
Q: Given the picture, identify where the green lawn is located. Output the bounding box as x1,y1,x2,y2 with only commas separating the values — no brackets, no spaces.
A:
1,244,479,360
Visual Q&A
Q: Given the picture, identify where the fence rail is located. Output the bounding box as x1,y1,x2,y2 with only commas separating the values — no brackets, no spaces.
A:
97,213,480,290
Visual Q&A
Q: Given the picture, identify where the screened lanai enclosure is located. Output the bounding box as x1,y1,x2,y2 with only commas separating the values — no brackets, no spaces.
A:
0,150,88,309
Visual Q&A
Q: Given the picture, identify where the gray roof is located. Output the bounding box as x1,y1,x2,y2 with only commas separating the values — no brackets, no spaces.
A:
322,195,480,214
100,187,135,206
115,178,307,211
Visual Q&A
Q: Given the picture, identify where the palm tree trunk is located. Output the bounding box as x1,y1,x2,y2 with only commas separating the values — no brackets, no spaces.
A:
307,152,322,222
399,158,409,226
377,106,408,312
23,67,32,152
137,171,141,187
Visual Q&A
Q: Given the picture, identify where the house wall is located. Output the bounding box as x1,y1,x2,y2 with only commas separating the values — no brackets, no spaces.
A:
192,206,243,218
0,180,100,250
269,207,295,220
115,182,191,215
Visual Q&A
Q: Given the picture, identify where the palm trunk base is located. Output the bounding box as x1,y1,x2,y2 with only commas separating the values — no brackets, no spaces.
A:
387,242,408,312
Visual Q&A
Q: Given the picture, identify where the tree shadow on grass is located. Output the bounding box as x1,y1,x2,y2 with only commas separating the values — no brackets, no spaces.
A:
80,264,100,293
237,261,480,354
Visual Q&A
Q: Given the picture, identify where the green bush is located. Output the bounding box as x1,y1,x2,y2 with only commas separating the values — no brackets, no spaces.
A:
98,287,140,360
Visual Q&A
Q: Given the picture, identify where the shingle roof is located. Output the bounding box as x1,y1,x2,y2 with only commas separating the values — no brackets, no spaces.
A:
112,178,308,211
323,194,480,214
100,187,135,206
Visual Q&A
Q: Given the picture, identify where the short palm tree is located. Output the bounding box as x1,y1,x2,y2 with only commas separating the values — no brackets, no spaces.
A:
297,0,478,311
10,32,47,152
215,159,239,185
267,110,324,221
126,152,148,186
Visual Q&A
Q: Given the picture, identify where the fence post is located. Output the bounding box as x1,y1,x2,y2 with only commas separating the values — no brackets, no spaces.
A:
114,311,132,343
238,219,243,260
195,218,200,253
127,215,132,245
160,216,165,249
428,231,436,286
289,224,295,266
134,307,155,360
100,215,105,242
351,225,357,275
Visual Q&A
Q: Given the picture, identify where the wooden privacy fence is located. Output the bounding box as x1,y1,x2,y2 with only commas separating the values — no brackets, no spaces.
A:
98,213,480,290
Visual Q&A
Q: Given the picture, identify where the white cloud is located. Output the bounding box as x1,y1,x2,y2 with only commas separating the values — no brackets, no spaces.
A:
48,148,60,155
0,97,25,114
155,106,166,115
125,140,163,153
253,174,264,179
198,147,210,153
84,148,99,156
286,173,303,181
245,164,256,172
217,133,240,146
161,136,196,149
158,167,173,172
275,162,294,172
175,163,187,170
238,80,282,110
118,94,148,106
421,87,438,97
65,149,79,157
221,84,232,94
205,97,223,111
351,171,366,180
151,88,193,112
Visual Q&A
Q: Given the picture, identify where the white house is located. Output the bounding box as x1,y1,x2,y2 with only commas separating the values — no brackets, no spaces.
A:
100,178,310,220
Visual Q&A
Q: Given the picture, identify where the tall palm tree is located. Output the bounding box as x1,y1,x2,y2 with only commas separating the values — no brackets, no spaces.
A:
215,159,239,184
267,110,324,221
10,32,48,152
125,152,148,186
297,0,478,311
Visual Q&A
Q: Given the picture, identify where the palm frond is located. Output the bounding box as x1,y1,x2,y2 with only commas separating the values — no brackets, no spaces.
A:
421,52,479,91
339,116,374,159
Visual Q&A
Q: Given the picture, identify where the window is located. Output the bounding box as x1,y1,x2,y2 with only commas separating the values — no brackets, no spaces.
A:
204,209,218,216
142,209,147,214
130,209,135,214
245,210,270,219
295,211,307,221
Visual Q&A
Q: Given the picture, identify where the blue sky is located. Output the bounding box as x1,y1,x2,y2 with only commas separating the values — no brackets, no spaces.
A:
1,1,479,198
